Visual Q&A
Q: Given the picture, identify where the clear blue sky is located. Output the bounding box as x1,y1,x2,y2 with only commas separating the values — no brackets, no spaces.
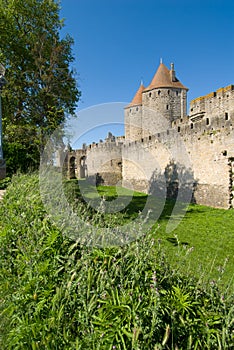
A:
59,0,234,147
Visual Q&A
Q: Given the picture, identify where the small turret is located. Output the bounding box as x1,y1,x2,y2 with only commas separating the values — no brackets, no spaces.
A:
170,63,176,82
124,81,145,141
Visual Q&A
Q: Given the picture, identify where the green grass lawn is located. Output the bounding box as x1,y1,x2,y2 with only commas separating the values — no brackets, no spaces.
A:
156,203,234,292
72,180,234,292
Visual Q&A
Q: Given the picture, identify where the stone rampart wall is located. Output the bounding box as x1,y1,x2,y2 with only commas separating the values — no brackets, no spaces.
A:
86,142,123,185
121,115,234,208
68,84,234,209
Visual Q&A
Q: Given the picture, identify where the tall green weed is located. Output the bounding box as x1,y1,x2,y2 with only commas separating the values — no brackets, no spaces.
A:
0,174,233,349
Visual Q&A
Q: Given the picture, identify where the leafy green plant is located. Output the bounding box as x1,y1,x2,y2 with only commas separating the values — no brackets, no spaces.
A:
0,176,11,189
0,174,233,349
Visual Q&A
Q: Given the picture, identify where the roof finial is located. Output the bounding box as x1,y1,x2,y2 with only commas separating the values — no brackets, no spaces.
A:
160,57,163,64
140,77,144,86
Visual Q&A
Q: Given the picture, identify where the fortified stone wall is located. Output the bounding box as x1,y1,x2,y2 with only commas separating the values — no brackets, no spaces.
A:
122,128,194,203
122,117,234,208
189,85,233,122
121,85,234,208
67,61,234,209
86,141,123,185
183,128,233,208
67,149,86,179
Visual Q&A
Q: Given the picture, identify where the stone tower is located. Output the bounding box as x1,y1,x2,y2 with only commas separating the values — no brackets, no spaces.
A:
124,62,188,141
124,82,145,141
141,62,188,138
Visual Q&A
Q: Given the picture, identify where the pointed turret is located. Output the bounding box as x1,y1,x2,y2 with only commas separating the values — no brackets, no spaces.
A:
144,62,188,92
125,81,145,141
126,82,145,108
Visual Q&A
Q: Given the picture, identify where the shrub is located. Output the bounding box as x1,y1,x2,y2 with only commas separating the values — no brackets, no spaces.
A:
0,174,233,349
0,176,11,190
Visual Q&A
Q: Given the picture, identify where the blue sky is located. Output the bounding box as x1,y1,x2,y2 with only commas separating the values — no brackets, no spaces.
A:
59,0,234,147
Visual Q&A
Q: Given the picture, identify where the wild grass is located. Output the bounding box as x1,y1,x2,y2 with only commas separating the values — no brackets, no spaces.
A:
0,176,11,189
67,179,234,292
0,174,233,349
156,202,234,294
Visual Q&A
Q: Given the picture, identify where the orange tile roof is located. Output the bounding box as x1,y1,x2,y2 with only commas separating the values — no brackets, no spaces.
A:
126,83,145,108
144,63,188,92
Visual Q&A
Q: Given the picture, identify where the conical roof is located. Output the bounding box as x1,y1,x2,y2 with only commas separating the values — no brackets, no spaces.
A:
126,83,145,108
144,63,188,92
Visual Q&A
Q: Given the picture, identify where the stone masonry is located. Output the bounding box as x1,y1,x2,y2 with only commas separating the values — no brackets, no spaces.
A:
67,62,234,209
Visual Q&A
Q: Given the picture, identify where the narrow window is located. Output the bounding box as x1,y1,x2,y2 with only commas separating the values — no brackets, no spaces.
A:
136,107,138,111
168,90,170,95
149,135,151,140
191,123,193,129
158,90,161,95
206,118,209,125
176,91,179,96
149,92,152,98
225,112,229,120
166,104,169,110
178,126,181,132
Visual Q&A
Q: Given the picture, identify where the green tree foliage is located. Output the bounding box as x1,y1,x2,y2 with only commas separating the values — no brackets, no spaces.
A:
0,0,80,175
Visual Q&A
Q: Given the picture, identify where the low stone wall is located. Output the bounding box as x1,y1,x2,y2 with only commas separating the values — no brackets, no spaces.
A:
193,183,230,209
89,172,122,186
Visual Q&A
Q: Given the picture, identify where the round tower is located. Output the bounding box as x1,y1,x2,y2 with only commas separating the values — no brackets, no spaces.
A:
141,62,188,137
124,82,145,141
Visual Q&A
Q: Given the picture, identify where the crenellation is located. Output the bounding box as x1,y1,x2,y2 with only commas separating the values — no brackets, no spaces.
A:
190,85,234,124
67,61,234,209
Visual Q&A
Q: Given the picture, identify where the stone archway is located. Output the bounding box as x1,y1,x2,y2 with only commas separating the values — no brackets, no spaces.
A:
69,156,77,179
79,156,86,178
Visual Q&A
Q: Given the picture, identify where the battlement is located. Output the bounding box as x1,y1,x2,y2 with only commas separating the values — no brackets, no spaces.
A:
189,84,234,126
87,139,124,151
67,61,234,209
191,84,234,105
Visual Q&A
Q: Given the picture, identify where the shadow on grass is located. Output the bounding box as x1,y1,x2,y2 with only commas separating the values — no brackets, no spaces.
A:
185,205,208,215
166,237,189,246
63,179,210,225
63,179,183,222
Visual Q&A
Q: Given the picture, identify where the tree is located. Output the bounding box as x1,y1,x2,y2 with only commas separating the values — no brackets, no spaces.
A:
0,0,80,175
